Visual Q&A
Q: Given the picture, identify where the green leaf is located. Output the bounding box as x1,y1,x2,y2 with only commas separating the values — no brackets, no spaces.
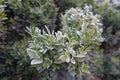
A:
68,63,75,73
112,57,120,64
27,48,40,59
74,57,84,62
59,53,70,63
52,64,60,71
59,55,67,62
82,64,90,74
43,58,52,69
0,0,3,4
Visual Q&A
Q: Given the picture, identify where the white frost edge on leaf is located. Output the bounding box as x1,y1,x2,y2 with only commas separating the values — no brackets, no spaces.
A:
31,59,43,65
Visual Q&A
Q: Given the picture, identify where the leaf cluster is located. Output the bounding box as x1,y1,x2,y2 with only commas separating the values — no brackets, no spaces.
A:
27,5,104,78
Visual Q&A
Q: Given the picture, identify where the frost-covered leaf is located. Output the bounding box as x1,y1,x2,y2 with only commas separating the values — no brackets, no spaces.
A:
31,59,43,65
76,54,86,58
68,48,76,57
71,57,76,64
55,31,66,40
59,54,70,63
27,48,40,59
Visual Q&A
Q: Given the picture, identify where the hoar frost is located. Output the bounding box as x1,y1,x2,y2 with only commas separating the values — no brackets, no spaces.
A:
27,5,104,73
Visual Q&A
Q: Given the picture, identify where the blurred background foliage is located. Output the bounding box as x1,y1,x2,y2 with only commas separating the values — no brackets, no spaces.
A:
0,0,120,80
